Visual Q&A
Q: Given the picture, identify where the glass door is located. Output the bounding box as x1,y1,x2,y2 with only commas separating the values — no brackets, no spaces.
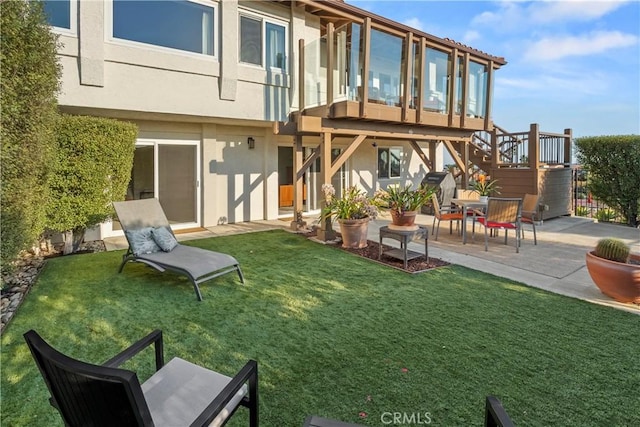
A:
112,139,200,235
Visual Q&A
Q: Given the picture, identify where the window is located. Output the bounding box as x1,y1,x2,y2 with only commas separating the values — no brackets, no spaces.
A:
240,16,261,65
239,12,287,71
42,0,74,33
467,61,488,118
378,147,402,179
112,0,215,56
424,48,451,114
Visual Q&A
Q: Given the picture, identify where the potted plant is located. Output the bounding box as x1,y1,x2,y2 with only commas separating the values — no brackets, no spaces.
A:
374,184,435,229
321,184,380,248
472,174,500,202
585,238,640,304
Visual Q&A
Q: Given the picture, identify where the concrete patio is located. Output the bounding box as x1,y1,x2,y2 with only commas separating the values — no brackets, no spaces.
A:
104,215,640,315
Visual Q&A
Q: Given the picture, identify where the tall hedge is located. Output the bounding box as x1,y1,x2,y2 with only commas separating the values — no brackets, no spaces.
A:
575,135,640,227
47,115,137,253
1,1,61,270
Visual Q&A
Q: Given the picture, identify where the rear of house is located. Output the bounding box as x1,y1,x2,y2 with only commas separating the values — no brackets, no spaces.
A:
44,0,506,238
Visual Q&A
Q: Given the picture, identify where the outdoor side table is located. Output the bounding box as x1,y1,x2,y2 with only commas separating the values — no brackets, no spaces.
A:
303,415,365,427
379,225,429,269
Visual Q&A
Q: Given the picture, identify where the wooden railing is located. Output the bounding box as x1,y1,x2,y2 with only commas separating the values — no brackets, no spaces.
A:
473,123,572,169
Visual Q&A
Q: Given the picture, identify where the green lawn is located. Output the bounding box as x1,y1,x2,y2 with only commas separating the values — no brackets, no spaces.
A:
2,230,638,426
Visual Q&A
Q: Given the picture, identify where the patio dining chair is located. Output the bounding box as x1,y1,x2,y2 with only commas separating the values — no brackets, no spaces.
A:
472,198,523,253
431,193,463,240
24,329,258,427
520,193,539,245
113,198,244,301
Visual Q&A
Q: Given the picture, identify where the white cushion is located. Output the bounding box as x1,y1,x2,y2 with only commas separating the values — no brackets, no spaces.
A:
142,357,247,427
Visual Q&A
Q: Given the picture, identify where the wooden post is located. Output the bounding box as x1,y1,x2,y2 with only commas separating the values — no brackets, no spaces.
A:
359,17,371,118
529,123,540,169
317,132,336,241
291,135,304,230
564,128,572,166
491,128,498,169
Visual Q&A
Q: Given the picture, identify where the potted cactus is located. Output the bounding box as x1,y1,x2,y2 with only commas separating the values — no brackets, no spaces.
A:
585,238,640,304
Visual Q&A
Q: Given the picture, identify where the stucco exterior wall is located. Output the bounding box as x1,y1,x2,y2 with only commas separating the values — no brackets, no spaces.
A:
51,0,444,238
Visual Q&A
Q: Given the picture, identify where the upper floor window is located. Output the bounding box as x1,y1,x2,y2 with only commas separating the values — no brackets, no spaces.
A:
42,0,76,33
424,48,451,114
378,147,402,179
112,0,215,57
467,60,488,119
239,12,287,71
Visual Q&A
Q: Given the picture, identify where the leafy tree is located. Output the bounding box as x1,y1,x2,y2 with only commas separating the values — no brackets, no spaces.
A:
47,115,137,254
1,1,60,271
575,135,640,227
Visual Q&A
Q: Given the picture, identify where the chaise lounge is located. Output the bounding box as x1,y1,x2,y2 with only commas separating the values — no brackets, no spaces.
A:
113,198,245,301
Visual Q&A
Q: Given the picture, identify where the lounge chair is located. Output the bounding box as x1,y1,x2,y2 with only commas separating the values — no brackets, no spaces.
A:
113,198,245,301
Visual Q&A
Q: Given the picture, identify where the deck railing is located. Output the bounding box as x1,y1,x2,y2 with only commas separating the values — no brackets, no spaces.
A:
474,123,573,169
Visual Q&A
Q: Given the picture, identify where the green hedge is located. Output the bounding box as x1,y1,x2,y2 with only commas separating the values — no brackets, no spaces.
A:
0,1,61,271
47,115,137,251
575,135,640,227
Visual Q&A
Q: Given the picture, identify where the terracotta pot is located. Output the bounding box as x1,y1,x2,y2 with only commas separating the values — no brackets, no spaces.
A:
338,218,369,248
390,210,418,227
585,251,640,304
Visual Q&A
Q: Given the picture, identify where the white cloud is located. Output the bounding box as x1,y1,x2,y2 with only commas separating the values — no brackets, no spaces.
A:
530,0,629,24
463,30,481,43
523,30,638,61
471,0,630,30
402,17,424,32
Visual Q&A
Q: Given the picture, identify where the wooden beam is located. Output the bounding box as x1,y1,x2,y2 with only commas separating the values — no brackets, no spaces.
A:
529,123,540,169
359,17,371,118
322,132,333,184
448,48,458,127
429,142,437,172
402,32,413,122
298,142,322,180
314,118,473,141
462,140,470,187
442,140,466,172
416,37,426,124
330,134,367,176
484,60,494,130
293,135,304,214
408,140,433,171
564,128,572,165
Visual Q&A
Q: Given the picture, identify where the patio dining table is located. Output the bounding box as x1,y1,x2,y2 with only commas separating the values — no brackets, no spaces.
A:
451,198,487,244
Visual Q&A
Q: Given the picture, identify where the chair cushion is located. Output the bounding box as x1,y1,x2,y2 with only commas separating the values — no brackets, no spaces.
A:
142,357,247,427
151,226,178,252
477,218,517,229
125,227,161,256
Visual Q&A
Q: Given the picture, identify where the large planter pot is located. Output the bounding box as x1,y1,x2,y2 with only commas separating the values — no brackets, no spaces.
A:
585,251,640,304
389,210,419,231
338,218,370,248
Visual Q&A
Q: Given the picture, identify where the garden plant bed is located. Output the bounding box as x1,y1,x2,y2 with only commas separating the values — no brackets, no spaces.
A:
306,230,449,273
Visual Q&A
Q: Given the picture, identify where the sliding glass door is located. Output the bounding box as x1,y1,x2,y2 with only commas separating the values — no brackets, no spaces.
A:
112,138,200,235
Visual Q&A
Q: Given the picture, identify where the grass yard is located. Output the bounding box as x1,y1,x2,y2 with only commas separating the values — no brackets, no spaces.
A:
1,230,639,426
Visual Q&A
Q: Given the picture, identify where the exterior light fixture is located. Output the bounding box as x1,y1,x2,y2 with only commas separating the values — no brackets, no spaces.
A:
247,137,255,149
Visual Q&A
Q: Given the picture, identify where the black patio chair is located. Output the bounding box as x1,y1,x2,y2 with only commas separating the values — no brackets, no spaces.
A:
24,329,258,427
485,396,515,427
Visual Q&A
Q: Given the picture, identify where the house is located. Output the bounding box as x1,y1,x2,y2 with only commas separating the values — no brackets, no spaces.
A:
45,0,570,239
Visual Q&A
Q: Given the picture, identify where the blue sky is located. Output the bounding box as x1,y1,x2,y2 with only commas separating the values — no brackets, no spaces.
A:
349,0,640,137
